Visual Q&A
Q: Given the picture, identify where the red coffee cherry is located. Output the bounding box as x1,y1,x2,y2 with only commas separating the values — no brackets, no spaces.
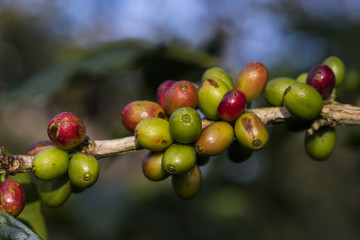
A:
217,89,247,122
47,112,86,150
0,178,26,217
306,64,335,98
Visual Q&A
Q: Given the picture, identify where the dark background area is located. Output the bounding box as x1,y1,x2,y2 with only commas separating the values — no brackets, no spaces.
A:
1,1,360,239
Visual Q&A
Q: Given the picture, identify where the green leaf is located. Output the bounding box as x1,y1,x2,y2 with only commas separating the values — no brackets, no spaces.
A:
0,211,42,240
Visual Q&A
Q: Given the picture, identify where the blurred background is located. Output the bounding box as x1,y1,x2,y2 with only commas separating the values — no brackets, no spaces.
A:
1,0,360,239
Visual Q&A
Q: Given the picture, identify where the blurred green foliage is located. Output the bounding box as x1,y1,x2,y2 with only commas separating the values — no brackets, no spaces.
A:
1,2,360,240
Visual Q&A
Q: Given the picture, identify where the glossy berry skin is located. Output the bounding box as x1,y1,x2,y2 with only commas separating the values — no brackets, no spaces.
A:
165,80,198,116
235,62,269,102
142,151,169,181
68,152,100,189
121,100,166,132
38,176,72,208
157,80,176,109
322,56,345,87
169,107,202,144
194,121,234,156
172,164,202,200
47,112,86,150
306,64,335,98
32,147,70,181
217,89,247,122
0,179,26,217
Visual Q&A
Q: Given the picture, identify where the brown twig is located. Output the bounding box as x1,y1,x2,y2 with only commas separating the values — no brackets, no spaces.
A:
1,101,360,175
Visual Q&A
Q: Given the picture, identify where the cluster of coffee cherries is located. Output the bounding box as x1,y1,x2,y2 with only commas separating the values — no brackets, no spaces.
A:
265,56,345,160
121,56,345,199
1,112,99,217
122,62,269,199
28,112,99,209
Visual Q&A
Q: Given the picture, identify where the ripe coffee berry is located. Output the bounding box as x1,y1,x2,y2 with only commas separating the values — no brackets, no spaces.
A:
306,64,335,98
0,178,26,217
217,89,247,122
47,112,86,150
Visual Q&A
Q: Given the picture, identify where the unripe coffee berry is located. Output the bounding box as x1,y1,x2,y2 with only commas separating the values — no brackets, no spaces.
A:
169,107,202,144
142,151,169,181
305,127,336,161
234,112,269,151
38,175,72,208
32,147,70,181
202,67,234,90
47,112,86,150
172,164,202,200
68,152,100,189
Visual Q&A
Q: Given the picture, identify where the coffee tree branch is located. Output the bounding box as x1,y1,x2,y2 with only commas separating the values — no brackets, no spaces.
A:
1,101,359,175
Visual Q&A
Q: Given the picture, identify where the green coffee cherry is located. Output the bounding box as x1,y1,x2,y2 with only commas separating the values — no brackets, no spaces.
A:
296,72,308,83
323,56,346,87
305,127,336,161
38,175,72,208
198,78,230,120
227,140,253,163
283,82,323,120
234,113,269,151
169,107,202,144
68,152,100,189
32,147,69,181
172,164,202,200
142,151,169,181
202,67,234,90
135,117,173,151
265,77,296,106
162,144,197,175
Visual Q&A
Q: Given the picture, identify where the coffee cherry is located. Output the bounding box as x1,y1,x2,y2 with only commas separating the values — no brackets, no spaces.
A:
0,178,26,217
156,80,176,109
283,82,323,120
234,112,269,151
235,62,269,102
47,112,86,150
265,77,295,106
162,144,197,175
306,64,335,98
169,107,202,144
142,151,169,181
165,80,198,116
121,100,166,132
135,118,173,151
196,154,210,166
305,127,336,161
32,147,70,181
68,152,100,189
227,140,253,163
217,89,247,122
172,164,202,200
296,72,308,83
27,140,54,156
202,67,234,90
38,175,72,208
198,78,230,120
194,121,234,156
323,56,345,87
